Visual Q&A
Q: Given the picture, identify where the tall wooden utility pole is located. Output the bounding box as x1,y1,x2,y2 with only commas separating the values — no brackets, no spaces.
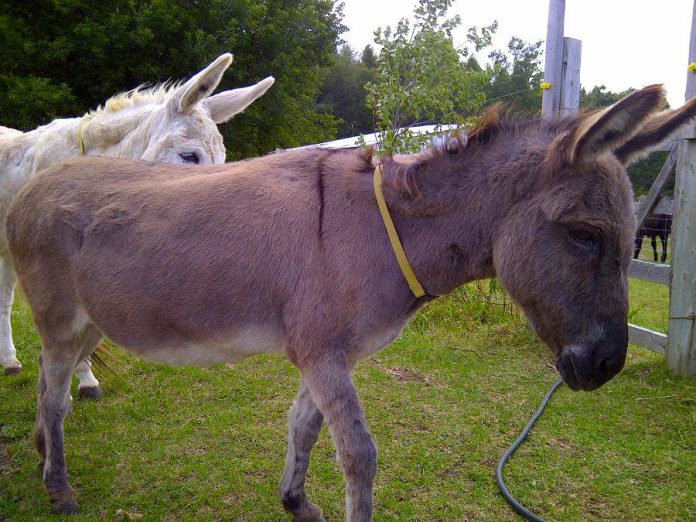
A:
542,0,581,118
541,0,565,117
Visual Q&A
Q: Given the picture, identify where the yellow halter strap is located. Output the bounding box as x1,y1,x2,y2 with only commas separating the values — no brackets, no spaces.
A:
373,165,426,298
77,117,89,156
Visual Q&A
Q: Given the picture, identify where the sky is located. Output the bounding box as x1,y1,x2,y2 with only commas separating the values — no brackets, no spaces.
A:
341,0,694,109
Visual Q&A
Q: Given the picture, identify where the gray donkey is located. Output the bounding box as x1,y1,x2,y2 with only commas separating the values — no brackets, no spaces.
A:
7,85,696,519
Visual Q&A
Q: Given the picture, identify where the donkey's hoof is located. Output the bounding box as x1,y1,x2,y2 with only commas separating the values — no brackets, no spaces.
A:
4,366,21,376
77,386,101,400
285,498,326,522
292,514,326,522
49,488,78,514
51,500,78,515
292,512,327,522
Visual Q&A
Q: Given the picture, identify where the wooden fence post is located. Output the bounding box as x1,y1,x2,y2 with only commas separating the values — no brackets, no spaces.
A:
560,37,581,115
666,0,696,377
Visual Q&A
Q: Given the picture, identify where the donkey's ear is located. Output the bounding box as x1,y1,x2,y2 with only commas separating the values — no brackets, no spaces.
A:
615,95,696,165
202,76,275,123
172,53,234,114
568,84,665,163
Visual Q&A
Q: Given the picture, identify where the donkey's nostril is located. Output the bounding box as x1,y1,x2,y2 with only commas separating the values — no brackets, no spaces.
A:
596,357,608,375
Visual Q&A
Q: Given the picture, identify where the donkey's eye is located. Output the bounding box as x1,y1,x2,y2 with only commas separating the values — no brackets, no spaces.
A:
179,152,200,164
569,229,599,252
571,230,592,241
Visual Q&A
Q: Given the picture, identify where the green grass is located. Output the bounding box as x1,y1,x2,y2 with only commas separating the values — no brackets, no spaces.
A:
1,284,694,521
628,278,670,333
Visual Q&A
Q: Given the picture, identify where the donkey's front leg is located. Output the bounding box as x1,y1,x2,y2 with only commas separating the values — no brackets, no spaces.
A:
0,256,21,374
280,380,326,521
301,355,377,522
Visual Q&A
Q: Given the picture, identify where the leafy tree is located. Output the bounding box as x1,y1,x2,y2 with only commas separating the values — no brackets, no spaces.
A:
0,76,76,131
580,85,634,110
317,45,375,138
628,150,672,198
0,0,345,158
364,0,492,153
484,37,544,115
360,45,377,69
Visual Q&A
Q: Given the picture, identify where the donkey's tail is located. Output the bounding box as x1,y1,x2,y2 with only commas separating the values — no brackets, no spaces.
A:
90,342,130,388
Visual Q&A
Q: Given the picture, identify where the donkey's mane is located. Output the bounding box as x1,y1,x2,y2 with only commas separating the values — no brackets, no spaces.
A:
465,103,582,148
380,104,585,198
93,82,183,115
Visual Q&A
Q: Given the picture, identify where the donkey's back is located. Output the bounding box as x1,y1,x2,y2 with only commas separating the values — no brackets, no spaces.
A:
0,126,22,140
7,150,376,365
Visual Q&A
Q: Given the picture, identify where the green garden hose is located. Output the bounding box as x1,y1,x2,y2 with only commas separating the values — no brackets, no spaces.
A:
496,378,565,521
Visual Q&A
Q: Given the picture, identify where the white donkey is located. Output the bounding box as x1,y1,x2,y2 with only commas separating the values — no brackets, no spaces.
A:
0,53,274,397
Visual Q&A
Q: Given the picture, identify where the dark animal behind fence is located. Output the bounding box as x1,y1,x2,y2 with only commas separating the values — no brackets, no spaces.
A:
634,213,672,263
7,85,696,520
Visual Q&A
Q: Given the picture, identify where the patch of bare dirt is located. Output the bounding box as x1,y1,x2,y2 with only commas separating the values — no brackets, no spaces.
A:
384,367,429,383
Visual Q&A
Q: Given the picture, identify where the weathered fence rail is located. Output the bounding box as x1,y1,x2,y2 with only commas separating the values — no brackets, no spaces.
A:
628,259,671,286
628,324,667,355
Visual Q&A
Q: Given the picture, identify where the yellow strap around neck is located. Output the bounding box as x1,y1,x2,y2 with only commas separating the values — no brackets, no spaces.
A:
77,118,88,156
373,165,426,298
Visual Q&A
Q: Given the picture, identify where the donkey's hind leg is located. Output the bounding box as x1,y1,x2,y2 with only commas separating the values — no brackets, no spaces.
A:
660,233,668,264
651,237,658,262
633,234,643,259
75,357,101,399
0,256,21,374
36,321,102,514
299,354,377,522
280,380,326,522
35,354,48,474
37,347,80,514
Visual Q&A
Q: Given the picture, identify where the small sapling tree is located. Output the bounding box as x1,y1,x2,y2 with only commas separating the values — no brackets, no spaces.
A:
364,0,495,153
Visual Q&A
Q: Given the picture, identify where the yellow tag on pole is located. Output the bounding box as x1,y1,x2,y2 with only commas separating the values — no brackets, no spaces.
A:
373,165,426,298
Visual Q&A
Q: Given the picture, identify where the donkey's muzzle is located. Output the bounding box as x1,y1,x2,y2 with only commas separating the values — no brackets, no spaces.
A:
556,323,628,391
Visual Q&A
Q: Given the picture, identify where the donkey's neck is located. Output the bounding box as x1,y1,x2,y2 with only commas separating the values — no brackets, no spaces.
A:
76,107,161,160
382,139,548,296
8,108,155,178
